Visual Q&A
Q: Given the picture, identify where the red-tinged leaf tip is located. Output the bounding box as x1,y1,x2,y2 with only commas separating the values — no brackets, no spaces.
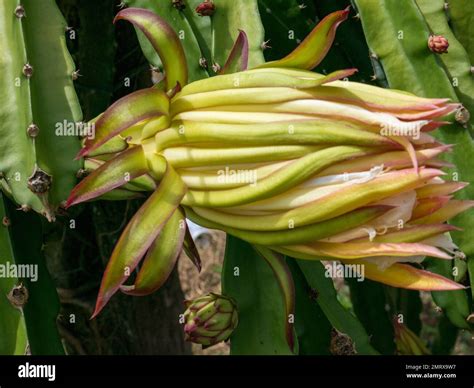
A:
220,30,249,75
82,88,169,157
183,224,202,273
319,68,359,85
91,162,186,318
114,8,188,90
67,147,148,208
167,81,182,99
256,8,350,70
120,209,185,296
75,147,89,160
359,261,466,291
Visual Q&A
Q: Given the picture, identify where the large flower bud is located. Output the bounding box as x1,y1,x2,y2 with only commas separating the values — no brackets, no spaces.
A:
183,293,238,346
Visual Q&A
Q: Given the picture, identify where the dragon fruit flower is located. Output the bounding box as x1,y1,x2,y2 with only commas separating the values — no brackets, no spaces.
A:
65,7,473,318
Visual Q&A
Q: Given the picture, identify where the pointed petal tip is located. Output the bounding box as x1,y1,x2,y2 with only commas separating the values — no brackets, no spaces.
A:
220,29,249,74
113,7,149,24
91,285,119,319
90,298,105,320
75,147,89,160
64,196,75,209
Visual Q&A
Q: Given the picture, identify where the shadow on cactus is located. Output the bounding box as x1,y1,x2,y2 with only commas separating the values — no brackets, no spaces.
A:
65,7,473,319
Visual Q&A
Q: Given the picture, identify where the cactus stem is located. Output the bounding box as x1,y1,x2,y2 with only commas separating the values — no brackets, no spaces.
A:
470,66,474,74
14,5,26,19
298,3,307,10
117,2,128,10
353,13,361,20
27,123,39,138
370,74,377,81
22,63,33,78
308,288,319,300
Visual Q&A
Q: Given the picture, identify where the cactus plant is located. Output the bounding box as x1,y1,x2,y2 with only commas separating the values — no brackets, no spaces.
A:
0,194,27,355
416,0,474,137
0,0,82,221
0,193,64,355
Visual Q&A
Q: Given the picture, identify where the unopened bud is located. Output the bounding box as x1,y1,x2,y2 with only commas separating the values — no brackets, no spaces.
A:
428,35,449,54
196,0,215,16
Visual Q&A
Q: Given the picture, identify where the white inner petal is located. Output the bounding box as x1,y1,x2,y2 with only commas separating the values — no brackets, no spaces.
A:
322,191,417,243
363,255,426,270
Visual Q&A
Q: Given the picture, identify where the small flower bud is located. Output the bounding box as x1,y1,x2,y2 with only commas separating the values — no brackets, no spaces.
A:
428,35,449,53
196,0,215,16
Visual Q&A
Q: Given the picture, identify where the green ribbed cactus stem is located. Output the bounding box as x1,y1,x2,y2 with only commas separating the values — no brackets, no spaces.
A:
0,0,82,220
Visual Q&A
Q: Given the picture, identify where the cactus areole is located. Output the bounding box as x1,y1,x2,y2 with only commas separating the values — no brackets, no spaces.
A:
65,7,473,319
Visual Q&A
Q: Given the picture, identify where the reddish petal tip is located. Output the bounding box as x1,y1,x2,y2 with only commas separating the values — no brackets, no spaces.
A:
64,197,74,209
75,147,89,160
90,295,109,320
